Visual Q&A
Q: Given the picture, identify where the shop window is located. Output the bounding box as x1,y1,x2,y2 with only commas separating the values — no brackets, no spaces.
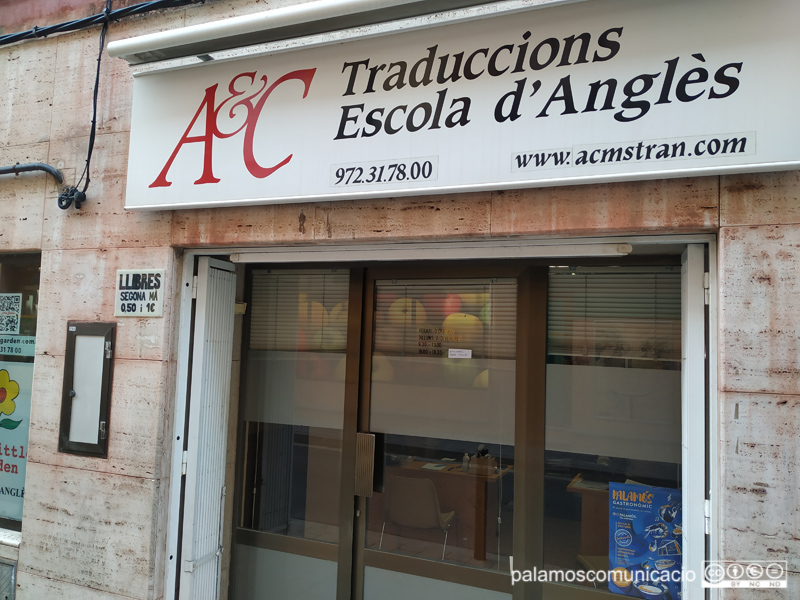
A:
364,277,517,570
544,266,682,596
240,269,349,543
0,255,40,531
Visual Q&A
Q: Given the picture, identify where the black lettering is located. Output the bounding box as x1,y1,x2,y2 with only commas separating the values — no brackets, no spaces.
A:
624,146,634,160
558,33,591,67
383,61,408,91
512,31,532,74
429,89,448,130
537,76,578,117
593,27,623,62
362,108,384,138
335,104,363,140
614,73,659,122
406,103,432,132
601,147,623,162
722,137,746,153
384,105,407,134
529,38,560,70
655,57,679,104
464,48,489,80
409,46,437,87
494,78,526,122
709,62,742,99
436,52,464,84
341,59,370,95
676,56,708,102
445,97,471,128
365,64,387,94
655,144,670,159
488,44,513,76
583,79,617,112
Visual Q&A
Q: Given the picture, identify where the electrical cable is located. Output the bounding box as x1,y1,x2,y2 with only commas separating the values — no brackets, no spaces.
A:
0,0,203,48
2,0,203,208
57,3,109,210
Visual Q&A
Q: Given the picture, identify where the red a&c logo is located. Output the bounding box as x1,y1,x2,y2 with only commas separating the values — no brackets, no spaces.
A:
150,68,316,188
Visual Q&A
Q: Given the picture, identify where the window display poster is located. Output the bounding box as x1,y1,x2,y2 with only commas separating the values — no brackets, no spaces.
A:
609,482,682,599
0,362,33,521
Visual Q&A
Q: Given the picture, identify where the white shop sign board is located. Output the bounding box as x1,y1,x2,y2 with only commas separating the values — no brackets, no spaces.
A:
115,269,166,317
125,0,800,210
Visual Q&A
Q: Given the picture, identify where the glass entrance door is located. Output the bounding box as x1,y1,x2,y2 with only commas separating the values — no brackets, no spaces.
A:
231,265,548,600
233,269,351,600
357,273,520,600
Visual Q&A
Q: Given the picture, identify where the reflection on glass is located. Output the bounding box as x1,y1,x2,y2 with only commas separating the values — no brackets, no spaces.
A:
0,258,39,358
544,268,682,594
234,546,337,600
366,279,516,572
240,270,348,544
364,566,512,600
0,257,38,525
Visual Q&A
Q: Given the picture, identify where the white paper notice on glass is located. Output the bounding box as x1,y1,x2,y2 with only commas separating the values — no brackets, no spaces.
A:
448,349,472,359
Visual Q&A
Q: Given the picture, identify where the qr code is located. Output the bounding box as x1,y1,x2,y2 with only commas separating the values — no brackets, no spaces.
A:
0,294,22,334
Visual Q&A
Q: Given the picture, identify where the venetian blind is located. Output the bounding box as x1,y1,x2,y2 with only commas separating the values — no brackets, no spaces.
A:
373,278,517,360
547,269,681,364
249,269,350,352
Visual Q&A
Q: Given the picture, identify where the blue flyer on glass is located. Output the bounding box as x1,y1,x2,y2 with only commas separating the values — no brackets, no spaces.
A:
609,482,682,599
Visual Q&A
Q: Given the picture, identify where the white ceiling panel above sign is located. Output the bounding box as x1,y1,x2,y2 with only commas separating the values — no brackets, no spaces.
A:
123,0,800,210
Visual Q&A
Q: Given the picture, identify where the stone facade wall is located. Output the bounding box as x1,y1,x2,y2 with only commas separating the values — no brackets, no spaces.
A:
717,171,800,599
0,0,797,598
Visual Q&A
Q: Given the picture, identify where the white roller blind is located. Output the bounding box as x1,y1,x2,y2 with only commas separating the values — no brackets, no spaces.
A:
547,269,681,364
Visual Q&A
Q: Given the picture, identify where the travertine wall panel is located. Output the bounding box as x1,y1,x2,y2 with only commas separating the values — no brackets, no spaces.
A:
0,543,19,563
27,353,169,479
17,570,137,600
0,40,57,148
490,177,719,236
18,461,159,599
35,247,175,360
718,391,800,596
718,224,800,395
171,203,316,247
172,177,718,247
50,29,133,140
44,133,173,250
721,170,800,227
0,142,48,251
313,193,492,241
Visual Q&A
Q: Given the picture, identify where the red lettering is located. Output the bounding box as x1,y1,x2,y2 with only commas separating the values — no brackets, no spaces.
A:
150,68,316,188
150,84,222,187
241,69,316,178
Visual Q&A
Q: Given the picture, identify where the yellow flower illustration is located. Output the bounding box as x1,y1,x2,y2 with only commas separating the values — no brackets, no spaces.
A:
0,370,19,417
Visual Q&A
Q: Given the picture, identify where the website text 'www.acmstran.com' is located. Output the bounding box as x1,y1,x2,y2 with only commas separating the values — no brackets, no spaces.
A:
511,132,754,172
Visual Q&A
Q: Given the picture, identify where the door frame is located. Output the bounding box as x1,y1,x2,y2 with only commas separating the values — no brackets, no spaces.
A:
166,234,717,600
344,264,545,600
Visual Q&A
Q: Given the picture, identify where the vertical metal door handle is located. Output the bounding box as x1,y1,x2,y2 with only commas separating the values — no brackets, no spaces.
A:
355,433,376,498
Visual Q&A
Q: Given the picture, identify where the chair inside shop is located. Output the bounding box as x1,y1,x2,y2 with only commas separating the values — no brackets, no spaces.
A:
379,475,457,561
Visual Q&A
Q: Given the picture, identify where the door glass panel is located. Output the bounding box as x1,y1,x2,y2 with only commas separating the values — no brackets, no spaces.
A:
364,567,511,600
235,547,337,600
366,278,517,573
544,267,682,595
235,269,349,598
